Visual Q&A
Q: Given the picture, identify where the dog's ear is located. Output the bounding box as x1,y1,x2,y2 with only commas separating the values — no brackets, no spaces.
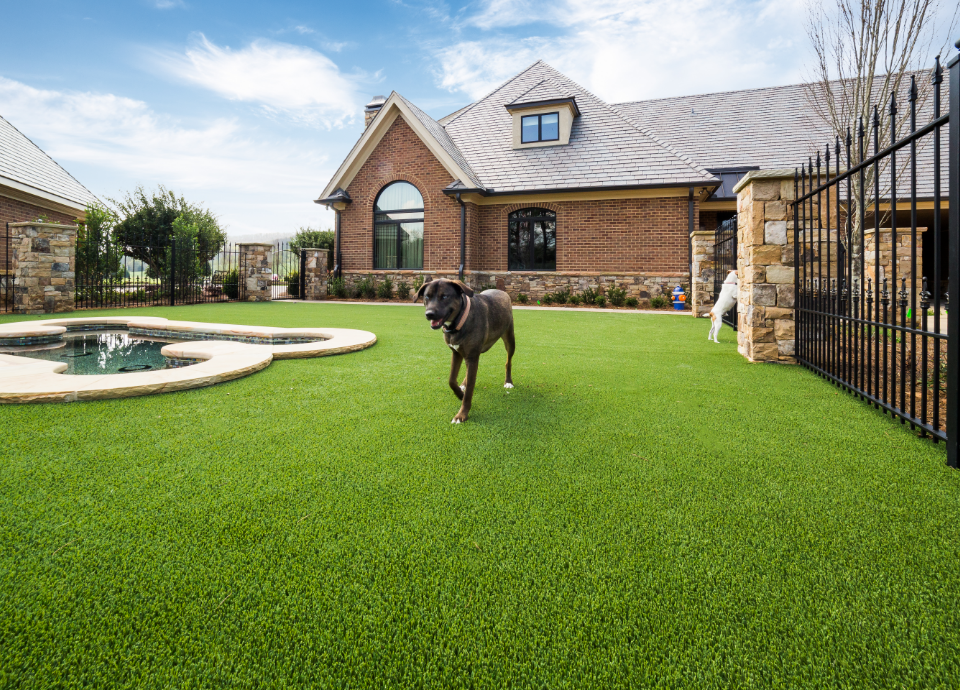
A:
413,279,432,302
449,280,475,297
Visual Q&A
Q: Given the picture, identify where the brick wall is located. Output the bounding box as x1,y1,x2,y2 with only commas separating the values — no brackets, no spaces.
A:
340,116,464,272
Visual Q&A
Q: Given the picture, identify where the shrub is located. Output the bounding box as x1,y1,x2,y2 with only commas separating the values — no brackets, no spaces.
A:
594,294,607,307
607,285,627,307
542,293,556,305
517,293,528,304
286,271,300,299
625,297,639,308
650,295,670,309
580,287,599,305
376,276,394,299
396,280,411,300
222,268,240,299
413,274,426,294
554,287,570,304
569,294,583,305
328,277,347,298
354,275,376,299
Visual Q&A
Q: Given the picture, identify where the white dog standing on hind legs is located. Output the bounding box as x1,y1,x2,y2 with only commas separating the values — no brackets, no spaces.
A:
708,270,739,343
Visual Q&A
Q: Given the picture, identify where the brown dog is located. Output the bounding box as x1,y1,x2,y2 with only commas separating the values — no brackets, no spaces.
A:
414,279,515,423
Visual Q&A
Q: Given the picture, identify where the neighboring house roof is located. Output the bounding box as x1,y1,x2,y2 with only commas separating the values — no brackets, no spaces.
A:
0,114,97,210
442,61,716,193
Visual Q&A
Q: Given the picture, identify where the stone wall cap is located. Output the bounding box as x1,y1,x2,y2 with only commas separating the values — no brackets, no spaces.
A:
732,168,834,194
237,242,274,247
690,230,715,237
864,226,928,234
300,247,330,251
8,222,79,229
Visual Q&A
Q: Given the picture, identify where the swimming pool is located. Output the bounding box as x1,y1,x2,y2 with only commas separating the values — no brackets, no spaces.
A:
0,331,181,375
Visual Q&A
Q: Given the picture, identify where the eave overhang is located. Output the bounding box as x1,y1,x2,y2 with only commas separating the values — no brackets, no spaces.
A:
314,187,352,210
504,97,581,117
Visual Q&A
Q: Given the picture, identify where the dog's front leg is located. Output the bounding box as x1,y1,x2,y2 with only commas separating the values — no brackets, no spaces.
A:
448,351,464,400
452,357,479,424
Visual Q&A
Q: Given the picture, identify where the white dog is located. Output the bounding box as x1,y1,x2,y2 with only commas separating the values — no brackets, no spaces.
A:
708,270,739,343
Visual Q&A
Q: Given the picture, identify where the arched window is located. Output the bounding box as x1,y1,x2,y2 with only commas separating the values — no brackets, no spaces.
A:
508,208,556,271
374,182,423,269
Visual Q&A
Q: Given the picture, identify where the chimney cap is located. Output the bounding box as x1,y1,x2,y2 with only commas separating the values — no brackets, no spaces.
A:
364,95,387,112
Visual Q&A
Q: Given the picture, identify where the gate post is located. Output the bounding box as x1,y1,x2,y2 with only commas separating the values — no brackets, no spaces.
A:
301,248,329,300
732,171,798,363
238,243,273,302
9,221,77,314
689,230,716,317
946,40,959,467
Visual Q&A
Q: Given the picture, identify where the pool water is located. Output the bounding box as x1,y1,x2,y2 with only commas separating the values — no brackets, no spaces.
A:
1,331,179,375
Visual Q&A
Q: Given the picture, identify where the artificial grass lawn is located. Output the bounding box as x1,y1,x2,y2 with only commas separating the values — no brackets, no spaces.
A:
1,302,958,688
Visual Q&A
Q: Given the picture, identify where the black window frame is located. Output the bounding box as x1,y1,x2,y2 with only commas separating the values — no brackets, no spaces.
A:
508,208,557,271
373,182,424,270
520,112,560,143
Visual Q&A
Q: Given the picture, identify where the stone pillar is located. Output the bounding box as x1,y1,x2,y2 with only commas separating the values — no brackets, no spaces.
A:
733,172,797,363
690,230,716,318
239,243,273,302
864,227,926,300
301,248,329,300
10,222,77,315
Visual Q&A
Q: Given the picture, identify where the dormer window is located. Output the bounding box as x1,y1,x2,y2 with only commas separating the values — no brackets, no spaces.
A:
505,80,579,150
521,113,559,143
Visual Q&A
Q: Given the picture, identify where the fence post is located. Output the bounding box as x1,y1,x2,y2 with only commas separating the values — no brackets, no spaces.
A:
238,243,274,302
947,40,960,467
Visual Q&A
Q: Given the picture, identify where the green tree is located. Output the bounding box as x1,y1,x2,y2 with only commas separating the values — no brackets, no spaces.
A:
110,186,227,277
290,227,334,269
76,203,122,283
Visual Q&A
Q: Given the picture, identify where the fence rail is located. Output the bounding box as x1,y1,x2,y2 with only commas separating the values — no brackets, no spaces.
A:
794,49,957,461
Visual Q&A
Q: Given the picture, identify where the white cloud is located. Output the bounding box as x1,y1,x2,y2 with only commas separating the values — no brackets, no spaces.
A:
153,35,365,128
0,77,334,235
151,0,185,8
437,0,806,102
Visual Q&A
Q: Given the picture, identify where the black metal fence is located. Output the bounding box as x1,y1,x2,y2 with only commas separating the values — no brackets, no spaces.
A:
794,49,958,462
76,234,245,309
271,242,302,300
1,223,12,313
714,214,738,329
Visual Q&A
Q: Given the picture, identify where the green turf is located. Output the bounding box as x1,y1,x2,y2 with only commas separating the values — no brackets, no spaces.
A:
1,302,958,688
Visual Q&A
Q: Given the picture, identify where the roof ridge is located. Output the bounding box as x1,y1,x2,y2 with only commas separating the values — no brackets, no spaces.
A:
395,93,483,187
0,114,97,207
533,63,715,182
441,60,547,128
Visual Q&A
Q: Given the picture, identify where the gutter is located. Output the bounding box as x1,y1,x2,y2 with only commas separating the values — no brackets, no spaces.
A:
455,192,466,281
688,187,695,287
443,180,720,198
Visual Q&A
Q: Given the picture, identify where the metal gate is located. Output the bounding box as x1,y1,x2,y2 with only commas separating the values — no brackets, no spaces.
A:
271,242,302,300
714,214,738,329
794,50,958,462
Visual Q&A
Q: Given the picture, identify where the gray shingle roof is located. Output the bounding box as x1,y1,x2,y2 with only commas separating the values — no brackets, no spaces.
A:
0,115,97,208
396,94,483,188
507,79,574,106
442,61,716,192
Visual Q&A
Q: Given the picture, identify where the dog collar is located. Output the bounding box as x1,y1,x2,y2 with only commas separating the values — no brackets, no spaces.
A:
443,295,471,333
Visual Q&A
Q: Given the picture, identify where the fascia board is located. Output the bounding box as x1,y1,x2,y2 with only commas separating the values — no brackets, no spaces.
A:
0,176,89,214
319,95,475,200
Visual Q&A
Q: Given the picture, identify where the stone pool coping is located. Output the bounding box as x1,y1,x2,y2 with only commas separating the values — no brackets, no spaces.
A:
0,317,376,403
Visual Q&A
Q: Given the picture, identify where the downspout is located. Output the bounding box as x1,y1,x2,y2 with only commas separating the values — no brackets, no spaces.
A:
688,188,695,292
456,192,465,282
334,209,342,279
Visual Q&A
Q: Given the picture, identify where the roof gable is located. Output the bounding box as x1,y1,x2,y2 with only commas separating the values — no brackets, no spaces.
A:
0,115,97,210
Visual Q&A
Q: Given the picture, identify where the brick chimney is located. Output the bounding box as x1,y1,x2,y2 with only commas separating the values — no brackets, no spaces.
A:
364,95,386,128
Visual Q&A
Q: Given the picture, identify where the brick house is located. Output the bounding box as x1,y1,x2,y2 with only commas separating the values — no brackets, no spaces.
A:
315,61,840,302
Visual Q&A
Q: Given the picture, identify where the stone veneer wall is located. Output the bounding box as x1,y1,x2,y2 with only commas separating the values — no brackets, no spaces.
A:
301,248,329,300
10,222,77,314
690,230,716,317
239,243,273,302
864,227,925,293
733,173,797,363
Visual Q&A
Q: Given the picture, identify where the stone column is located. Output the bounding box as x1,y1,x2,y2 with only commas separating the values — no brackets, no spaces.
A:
690,230,716,318
864,227,926,300
733,172,798,363
10,221,77,315
301,248,329,300
239,243,273,302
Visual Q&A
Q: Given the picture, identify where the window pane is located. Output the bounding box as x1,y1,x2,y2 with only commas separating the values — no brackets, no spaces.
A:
374,224,397,269
541,220,556,269
375,181,423,212
540,113,559,141
521,116,539,143
399,222,423,269
508,220,531,270
376,211,421,222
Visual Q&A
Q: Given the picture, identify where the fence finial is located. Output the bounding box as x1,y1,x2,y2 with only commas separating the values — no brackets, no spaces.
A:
909,74,917,102
933,55,943,84
888,91,897,117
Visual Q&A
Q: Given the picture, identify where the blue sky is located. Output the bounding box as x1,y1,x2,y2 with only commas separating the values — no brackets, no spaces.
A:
1,0,816,239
